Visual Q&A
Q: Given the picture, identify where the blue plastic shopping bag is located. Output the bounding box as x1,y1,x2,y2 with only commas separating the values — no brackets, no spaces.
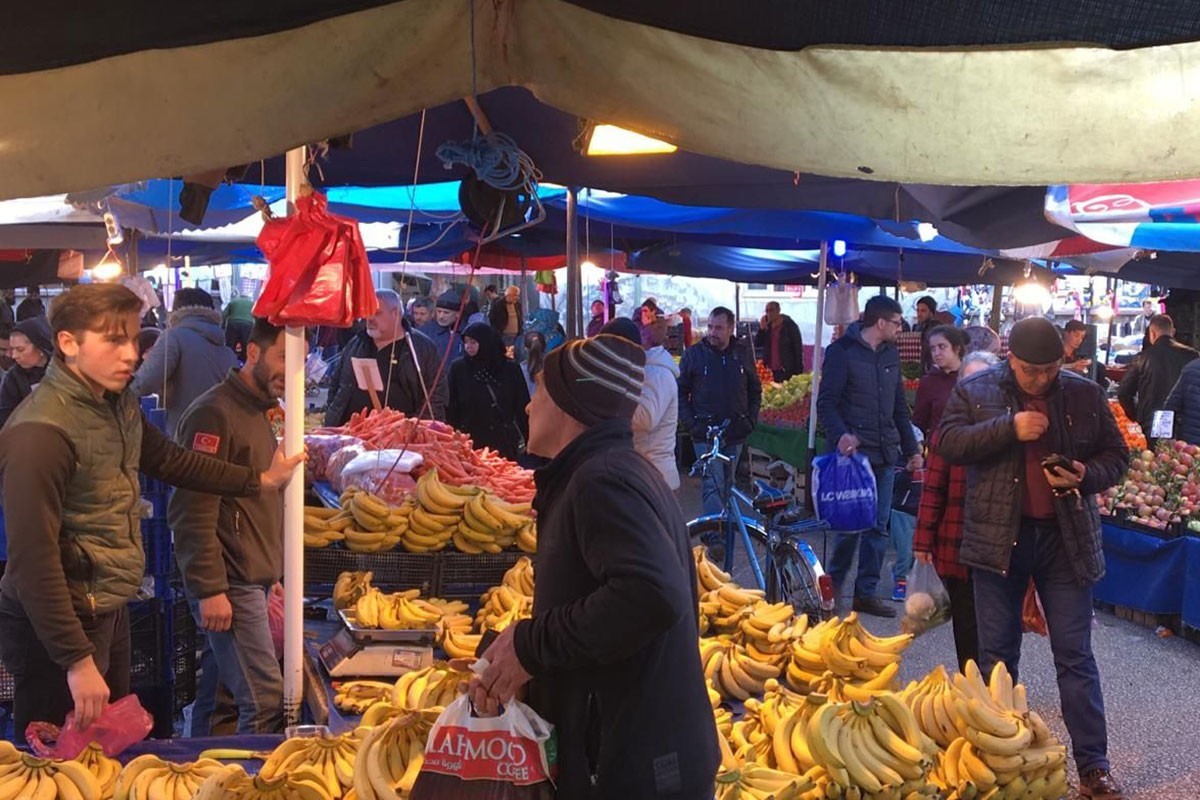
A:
811,453,878,531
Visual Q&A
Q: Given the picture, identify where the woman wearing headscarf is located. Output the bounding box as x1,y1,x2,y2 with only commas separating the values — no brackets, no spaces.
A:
0,316,53,426
447,322,530,460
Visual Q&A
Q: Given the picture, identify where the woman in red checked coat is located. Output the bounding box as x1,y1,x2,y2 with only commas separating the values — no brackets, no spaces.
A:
913,351,997,671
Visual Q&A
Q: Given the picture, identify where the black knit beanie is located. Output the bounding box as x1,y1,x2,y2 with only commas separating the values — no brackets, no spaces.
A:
1008,317,1065,365
543,334,646,426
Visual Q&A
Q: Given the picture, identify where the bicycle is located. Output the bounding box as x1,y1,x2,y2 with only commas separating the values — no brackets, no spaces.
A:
686,422,836,619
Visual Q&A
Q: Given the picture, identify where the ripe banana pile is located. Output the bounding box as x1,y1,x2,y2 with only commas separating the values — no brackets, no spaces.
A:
0,740,103,800
475,584,532,632
353,588,468,631
700,584,769,637
334,488,410,553
695,544,734,592
353,712,431,800
408,469,536,555
334,680,397,714
787,614,912,693
194,763,337,800
391,662,471,713
709,682,734,741
303,505,352,549
740,602,806,670
701,636,783,701
74,742,120,799
913,662,1067,800
114,754,228,800
439,627,483,659
333,571,375,611
715,763,815,800
258,732,362,799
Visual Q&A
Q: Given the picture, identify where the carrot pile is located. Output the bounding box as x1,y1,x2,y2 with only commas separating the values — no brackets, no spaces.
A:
316,409,536,504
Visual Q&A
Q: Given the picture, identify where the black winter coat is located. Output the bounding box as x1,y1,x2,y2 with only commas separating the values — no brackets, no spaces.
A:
512,420,720,799
816,322,918,468
938,364,1128,584
488,298,524,338
1117,335,1199,434
677,337,761,444
324,330,447,425
446,357,529,460
1165,358,1200,445
0,363,46,427
753,315,804,378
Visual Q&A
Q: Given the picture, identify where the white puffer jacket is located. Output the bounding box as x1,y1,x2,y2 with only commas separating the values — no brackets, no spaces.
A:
633,346,681,489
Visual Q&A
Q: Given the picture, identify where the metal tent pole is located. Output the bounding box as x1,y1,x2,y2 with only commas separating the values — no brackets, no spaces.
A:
808,243,829,452
282,146,307,725
565,188,581,338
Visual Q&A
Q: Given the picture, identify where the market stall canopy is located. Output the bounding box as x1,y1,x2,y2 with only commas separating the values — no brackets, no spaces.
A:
4,1,1200,203
1047,181,1200,253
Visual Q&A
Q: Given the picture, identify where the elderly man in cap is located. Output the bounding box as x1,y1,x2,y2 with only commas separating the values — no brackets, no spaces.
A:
939,317,1128,800
418,289,465,367
471,334,719,799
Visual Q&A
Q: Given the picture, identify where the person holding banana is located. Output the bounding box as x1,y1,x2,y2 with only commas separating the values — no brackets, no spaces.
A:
171,318,295,735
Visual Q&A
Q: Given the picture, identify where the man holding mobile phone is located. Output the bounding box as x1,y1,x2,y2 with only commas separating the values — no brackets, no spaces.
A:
939,317,1129,800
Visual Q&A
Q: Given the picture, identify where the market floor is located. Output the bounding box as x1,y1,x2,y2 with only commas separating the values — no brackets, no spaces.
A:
675,476,1200,800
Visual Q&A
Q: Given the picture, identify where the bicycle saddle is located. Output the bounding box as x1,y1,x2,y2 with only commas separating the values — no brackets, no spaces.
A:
752,479,791,512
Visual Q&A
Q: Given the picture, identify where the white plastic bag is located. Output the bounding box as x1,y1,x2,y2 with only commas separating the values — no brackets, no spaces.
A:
824,275,860,325
901,561,953,636
338,449,425,505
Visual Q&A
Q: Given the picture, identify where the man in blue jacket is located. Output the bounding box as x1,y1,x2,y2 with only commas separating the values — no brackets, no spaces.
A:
816,295,922,618
678,307,761,514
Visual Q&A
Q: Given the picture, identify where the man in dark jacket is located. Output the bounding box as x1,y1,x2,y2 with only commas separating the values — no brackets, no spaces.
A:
678,306,762,514
472,334,720,800
0,284,300,735
325,290,447,424
171,318,290,735
488,285,524,349
1117,314,1197,444
754,301,804,381
939,317,1128,800
418,289,465,367
816,295,921,618
1164,358,1200,446
129,287,238,438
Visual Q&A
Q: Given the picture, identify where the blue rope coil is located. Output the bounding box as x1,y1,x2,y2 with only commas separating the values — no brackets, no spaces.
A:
436,132,541,194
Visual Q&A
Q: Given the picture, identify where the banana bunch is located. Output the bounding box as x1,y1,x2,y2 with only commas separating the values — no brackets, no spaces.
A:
114,754,228,800
337,488,410,553
898,664,964,749
740,602,806,668
258,732,362,799
440,627,483,659
392,662,471,712
787,614,912,693
701,636,782,701
806,663,902,705
456,492,533,555
714,764,814,800
694,545,734,594
354,588,465,631
515,521,537,553
501,556,535,596
928,737,1067,800
0,740,103,800
700,585,768,636
802,696,936,798
333,571,375,611
194,763,336,800
475,584,533,632
74,742,120,799
353,712,432,800
305,505,350,549
708,681,735,742
334,680,397,714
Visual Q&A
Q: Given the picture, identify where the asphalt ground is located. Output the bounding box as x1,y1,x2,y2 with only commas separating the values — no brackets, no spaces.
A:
677,476,1200,800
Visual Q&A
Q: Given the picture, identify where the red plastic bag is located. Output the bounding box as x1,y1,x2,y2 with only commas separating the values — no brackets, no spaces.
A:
1022,579,1048,636
254,192,378,328
411,695,556,800
27,694,153,760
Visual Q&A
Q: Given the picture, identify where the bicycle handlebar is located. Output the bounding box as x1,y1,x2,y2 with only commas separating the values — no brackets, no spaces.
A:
689,419,733,477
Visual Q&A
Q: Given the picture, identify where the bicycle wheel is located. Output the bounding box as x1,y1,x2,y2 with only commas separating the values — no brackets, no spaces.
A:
687,516,773,593
770,538,831,620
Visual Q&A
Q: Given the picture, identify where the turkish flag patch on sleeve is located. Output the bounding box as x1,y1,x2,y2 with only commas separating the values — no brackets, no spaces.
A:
192,432,221,454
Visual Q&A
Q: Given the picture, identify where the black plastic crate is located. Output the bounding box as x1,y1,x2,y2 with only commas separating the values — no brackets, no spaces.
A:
129,594,197,726
435,550,524,598
0,665,12,703
304,547,437,595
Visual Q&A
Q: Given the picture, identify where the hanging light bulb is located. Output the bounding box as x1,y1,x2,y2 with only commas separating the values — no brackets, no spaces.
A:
1013,281,1051,307
90,251,123,282
832,240,847,257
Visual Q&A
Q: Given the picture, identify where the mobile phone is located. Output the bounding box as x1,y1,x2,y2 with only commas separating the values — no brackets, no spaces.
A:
1040,454,1075,472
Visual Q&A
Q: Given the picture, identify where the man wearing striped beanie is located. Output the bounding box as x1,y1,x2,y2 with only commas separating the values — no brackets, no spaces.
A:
472,334,720,799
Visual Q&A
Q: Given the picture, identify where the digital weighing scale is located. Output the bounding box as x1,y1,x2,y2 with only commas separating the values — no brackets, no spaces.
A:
317,609,435,677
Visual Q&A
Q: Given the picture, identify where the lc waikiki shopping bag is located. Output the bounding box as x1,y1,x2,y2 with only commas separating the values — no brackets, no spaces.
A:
811,453,878,532
410,695,556,800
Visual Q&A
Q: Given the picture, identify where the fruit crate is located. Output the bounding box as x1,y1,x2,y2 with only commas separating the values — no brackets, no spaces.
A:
129,593,198,737
0,664,12,703
435,550,524,598
304,547,437,595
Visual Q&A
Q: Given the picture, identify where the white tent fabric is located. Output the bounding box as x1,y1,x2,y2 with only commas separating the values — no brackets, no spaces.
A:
2,0,1200,201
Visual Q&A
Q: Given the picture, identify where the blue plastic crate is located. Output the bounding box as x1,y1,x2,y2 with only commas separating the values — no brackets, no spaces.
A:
143,489,170,520
141,518,174,577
